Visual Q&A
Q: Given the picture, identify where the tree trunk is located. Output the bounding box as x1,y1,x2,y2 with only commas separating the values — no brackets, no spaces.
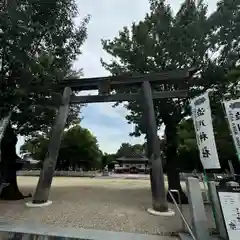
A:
165,123,188,204
0,167,25,200
0,124,31,200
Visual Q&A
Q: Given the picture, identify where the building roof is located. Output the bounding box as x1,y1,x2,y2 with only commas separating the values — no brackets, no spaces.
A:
116,157,149,162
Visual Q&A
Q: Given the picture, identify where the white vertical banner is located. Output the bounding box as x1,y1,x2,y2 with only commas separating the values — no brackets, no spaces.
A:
223,99,240,159
190,91,221,169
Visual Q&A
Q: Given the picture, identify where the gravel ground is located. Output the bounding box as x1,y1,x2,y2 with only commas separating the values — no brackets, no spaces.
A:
0,176,215,236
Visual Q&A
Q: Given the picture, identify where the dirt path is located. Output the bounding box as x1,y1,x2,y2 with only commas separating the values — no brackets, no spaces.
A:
0,176,214,236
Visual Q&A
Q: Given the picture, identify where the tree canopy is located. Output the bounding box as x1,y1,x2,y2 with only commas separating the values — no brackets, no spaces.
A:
20,125,102,171
101,0,240,162
102,0,239,136
0,0,90,136
116,143,145,158
100,0,240,202
176,117,238,172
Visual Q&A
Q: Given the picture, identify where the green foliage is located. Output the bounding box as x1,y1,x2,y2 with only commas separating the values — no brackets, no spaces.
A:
101,153,116,170
102,0,215,137
20,134,49,161
116,143,145,158
0,0,90,136
163,67,240,171
209,0,240,67
225,67,240,99
116,143,133,157
177,115,238,172
59,125,101,170
101,0,240,173
102,0,239,131
177,119,204,171
20,125,101,170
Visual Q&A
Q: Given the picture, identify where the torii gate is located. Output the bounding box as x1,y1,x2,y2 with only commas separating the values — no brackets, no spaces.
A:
26,68,196,214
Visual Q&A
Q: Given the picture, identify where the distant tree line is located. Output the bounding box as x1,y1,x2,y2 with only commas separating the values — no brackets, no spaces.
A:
21,125,102,171
113,112,240,174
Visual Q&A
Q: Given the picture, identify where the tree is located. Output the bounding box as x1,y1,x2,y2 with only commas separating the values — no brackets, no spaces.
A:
102,0,240,203
20,134,49,161
102,0,210,203
208,0,240,67
214,67,240,172
101,153,116,171
0,0,89,200
131,144,146,157
176,119,200,171
20,125,101,171
176,117,237,172
0,0,89,134
116,143,133,157
59,125,101,171
176,89,240,172
116,143,145,158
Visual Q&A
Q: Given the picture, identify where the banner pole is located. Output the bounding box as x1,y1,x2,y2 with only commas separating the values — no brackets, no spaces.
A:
203,168,219,234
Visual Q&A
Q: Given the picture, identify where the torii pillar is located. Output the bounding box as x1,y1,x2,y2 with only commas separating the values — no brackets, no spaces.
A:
142,81,174,216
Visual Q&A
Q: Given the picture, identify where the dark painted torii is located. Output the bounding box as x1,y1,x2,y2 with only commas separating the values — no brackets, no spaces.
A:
29,68,196,212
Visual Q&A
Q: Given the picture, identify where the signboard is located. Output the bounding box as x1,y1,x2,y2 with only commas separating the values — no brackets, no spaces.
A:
190,91,221,169
223,99,240,159
217,184,240,240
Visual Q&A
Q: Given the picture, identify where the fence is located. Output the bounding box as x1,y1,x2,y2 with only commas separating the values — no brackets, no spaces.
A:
179,173,228,181
17,171,228,180
17,170,97,178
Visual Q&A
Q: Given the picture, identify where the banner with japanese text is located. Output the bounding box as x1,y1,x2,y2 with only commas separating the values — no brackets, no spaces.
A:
190,91,221,169
223,99,240,159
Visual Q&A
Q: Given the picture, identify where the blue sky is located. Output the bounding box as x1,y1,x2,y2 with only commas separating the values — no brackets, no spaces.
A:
17,0,218,155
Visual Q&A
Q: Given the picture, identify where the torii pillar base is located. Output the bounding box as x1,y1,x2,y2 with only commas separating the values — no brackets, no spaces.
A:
147,208,175,216
25,200,53,208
